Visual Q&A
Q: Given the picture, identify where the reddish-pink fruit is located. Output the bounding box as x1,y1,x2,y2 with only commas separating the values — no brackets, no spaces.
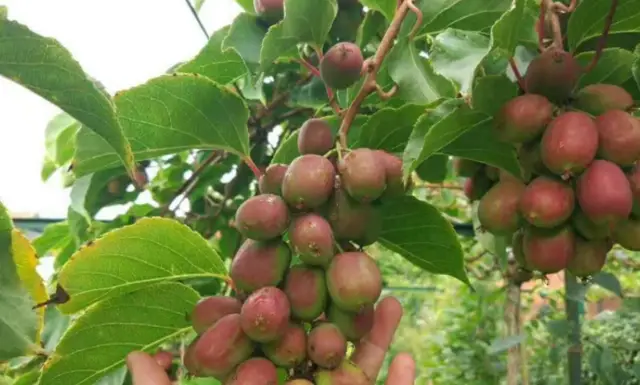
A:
191,296,242,334
523,225,576,273
282,155,336,211
523,48,581,104
595,110,640,166
314,360,369,385
283,265,328,321
494,94,553,143
240,287,291,343
262,323,307,368
298,118,335,155
519,176,575,228
184,337,203,376
327,303,374,341
567,238,609,277
289,214,335,266
307,323,347,369
612,217,640,251
254,0,284,23
235,194,289,241
454,157,483,177
326,251,382,312
230,239,291,293
374,150,404,198
574,83,634,116
541,111,599,177
477,180,526,235
627,164,640,216
338,148,387,203
259,164,288,195
327,186,382,246
577,160,633,225
190,314,254,379
572,208,611,241
320,42,364,90
224,357,278,385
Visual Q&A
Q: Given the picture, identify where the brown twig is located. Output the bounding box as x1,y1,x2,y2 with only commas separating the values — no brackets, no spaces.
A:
584,0,618,73
338,0,419,148
543,0,564,50
508,58,526,91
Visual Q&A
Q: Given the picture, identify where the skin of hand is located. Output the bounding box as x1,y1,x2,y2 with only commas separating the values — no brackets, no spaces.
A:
126,296,415,385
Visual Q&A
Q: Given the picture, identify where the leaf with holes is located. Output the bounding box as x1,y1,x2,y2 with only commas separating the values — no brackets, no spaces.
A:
575,48,637,88
357,105,426,154
568,0,640,51
0,18,135,176
176,26,247,84
379,196,469,285
39,282,200,385
260,0,338,70
56,217,226,314
0,202,48,360
73,74,250,175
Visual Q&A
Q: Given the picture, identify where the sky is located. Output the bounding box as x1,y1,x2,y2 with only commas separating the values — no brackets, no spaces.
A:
0,0,242,219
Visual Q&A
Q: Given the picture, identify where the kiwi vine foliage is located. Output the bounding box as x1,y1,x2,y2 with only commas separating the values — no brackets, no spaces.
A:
0,0,639,384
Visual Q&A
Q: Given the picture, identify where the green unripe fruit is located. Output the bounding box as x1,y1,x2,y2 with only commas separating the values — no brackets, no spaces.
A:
262,323,307,368
524,48,581,104
574,83,634,116
477,180,526,235
572,208,611,241
567,238,609,278
259,164,288,195
494,94,553,143
282,154,336,211
327,186,382,246
612,217,640,251
283,265,328,321
230,239,291,293
315,360,369,385
327,303,374,342
240,286,291,343
326,252,382,312
320,42,364,90
190,296,242,334
307,323,347,369
298,118,335,155
235,194,289,241
338,148,387,203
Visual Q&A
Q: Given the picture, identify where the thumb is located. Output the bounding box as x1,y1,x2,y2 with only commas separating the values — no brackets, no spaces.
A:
126,351,172,385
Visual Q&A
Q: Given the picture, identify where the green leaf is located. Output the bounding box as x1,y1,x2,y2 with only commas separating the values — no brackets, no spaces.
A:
69,168,135,220
223,14,268,71
471,74,518,116
289,76,330,108
0,18,135,176
429,29,491,94
546,319,570,338
633,43,640,89
176,26,247,84
360,0,396,21
73,74,250,175
415,154,448,182
42,113,80,180
487,334,525,354
0,203,48,360
39,282,200,385
568,0,640,51
56,217,227,314
193,0,207,12
32,221,71,258
410,0,511,36
387,39,456,103
378,196,469,285
439,119,522,178
357,11,386,47
489,0,532,57
575,48,637,88
357,104,426,154
260,0,338,70
0,6,6,19
591,271,623,297
403,100,493,179
235,0,255,14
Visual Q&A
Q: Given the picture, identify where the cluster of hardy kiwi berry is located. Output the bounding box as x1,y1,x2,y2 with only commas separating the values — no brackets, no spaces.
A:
183,57,404,385
460,47,639,280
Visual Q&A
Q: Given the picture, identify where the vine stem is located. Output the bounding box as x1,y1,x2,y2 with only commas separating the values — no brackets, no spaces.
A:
338,0,419,148
536,1,546,51
543,0,564,50
584,0,618,73
244,156,263,179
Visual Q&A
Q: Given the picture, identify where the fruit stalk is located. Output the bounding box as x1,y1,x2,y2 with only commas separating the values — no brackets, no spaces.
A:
337,0,420,148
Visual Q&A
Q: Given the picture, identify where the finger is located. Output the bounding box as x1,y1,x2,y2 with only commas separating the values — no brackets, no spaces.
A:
351,296,403,380
385,353,416,385
153,350,174,370
126,351,172,385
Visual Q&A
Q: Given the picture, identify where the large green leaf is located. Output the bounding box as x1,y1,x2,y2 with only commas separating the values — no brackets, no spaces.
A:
176,26,247,84
379,196,469,285
634,43,640,89
39,282,200,385
223,14,268,71
260,0,338,70
73,74,250,175
471,74,518,116
408,0,511,36
57,217,227,314
0,18,135,176
33,222,72,258
356,104,426,154
575,48,637,88
415,154,448,182
387,39,456,103
429,29,491,94
568,0,640,51
0,203,48,360
489,0,535,56
361,0,396,21
41,113,80,181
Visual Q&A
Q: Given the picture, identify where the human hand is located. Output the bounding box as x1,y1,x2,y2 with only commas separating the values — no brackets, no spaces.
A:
126,296,415,385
